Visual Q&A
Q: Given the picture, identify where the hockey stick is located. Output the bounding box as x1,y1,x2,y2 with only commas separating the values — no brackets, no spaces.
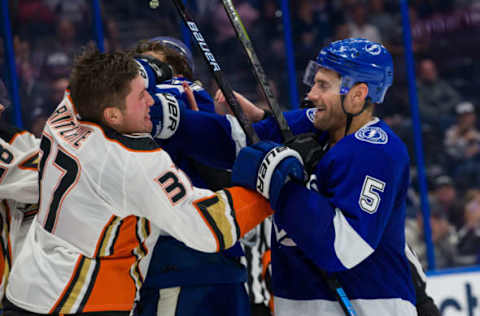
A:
321,271,358,316
150,0,259,144
221,2,358,315
221,0,293,141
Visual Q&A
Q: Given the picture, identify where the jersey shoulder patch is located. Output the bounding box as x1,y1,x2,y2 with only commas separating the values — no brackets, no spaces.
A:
354,126,388,144
306,108,317,123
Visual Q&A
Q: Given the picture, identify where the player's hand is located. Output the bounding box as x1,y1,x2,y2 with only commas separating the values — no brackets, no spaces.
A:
214,89,265,122
183,82,199,111
284,133,325,175
231,141,304,210
135,55,173,89
0,104,5,118
150,93,182,139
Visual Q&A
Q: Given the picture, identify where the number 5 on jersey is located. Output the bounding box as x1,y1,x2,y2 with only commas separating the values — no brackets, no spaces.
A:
359,175,385,214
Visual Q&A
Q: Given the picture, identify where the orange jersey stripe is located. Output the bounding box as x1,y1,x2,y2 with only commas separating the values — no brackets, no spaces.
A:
81,216,149,312
80,256,137,312
226,187,273,237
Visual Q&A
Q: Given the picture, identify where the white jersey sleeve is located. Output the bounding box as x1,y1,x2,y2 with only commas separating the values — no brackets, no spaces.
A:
0,126,39,203
0,125,39,302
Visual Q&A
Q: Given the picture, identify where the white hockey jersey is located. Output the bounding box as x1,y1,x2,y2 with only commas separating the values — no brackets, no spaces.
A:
6,93,272,314
0,125,39,301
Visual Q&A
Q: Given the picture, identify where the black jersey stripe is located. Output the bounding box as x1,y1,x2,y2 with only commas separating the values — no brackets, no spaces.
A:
77,259,101,313
53,255,87,313
195,196,226,250
224,189,240,240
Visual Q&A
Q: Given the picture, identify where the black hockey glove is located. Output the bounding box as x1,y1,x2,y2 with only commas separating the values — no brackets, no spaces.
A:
409,261,441,316
416,297,441,316
284,133,325,175
135,55,173,88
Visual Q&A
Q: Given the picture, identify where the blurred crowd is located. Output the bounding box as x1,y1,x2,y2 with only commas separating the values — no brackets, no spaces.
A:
2,0,480,270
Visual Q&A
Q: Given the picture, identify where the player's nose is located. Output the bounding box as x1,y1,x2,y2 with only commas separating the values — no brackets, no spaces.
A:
306,88,319,104
146,91,154,107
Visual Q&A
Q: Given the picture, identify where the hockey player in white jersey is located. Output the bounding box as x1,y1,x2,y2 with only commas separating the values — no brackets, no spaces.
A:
0,97,39,306
3,48,278,316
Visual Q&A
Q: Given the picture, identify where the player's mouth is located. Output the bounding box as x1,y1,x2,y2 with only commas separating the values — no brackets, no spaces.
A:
315,107,326,120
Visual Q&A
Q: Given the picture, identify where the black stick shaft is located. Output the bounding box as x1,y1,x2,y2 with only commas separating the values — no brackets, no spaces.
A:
221,0,293,141
170,0,259,144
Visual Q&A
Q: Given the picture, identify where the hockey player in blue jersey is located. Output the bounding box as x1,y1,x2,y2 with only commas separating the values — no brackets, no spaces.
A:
138,35,439,315
132,38,251,316
229,38,417,316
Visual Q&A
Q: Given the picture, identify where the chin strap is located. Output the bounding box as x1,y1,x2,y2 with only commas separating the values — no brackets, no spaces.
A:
340,95,371,136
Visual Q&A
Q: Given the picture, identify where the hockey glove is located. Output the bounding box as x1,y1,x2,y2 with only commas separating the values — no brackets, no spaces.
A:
135,55,174,89
284,133,325,175
150,93,182,139
231,141,304,210
410,263,441,316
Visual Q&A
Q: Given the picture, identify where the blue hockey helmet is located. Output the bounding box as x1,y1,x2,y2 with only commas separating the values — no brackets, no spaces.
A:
303,38,393,104
148,36,195,74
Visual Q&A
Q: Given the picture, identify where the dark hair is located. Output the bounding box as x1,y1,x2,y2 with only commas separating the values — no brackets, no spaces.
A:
134,40,193,80
69,45,139,123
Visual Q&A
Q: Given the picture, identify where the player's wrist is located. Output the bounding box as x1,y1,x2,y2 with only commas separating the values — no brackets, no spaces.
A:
260,109,272,121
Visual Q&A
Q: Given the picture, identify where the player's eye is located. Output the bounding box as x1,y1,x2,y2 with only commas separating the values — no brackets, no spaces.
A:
316,81,329,91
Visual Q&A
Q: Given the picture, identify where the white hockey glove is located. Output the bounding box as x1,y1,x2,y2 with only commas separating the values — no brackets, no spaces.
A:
150,93,182,139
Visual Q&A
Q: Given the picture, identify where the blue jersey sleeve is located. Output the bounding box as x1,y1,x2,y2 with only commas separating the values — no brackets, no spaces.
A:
254,108,318,142
154,106,319,170
165,110,240,169
190,84,215,113
149,79,241,169
274,127,410,272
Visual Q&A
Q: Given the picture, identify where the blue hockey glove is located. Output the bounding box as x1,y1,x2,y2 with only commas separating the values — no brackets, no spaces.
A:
135,55,173,89
150,93,182,139
231,141,305,210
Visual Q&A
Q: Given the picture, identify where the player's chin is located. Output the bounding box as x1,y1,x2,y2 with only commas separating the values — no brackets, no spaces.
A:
144,120,153,133
313,117,327,130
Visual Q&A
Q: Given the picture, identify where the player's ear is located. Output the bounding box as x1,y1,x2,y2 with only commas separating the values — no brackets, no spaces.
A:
103,106,123,128
349,83,369,112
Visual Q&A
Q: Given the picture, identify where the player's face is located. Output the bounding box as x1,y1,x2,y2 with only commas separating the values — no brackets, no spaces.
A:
119,75,155,133
306,68,346,133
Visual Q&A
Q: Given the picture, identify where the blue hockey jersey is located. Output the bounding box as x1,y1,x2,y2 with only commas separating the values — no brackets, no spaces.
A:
162,109,417,316
270,118,416,316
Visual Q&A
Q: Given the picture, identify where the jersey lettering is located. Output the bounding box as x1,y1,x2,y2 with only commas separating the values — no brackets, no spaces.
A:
0,144,14,183
0,144,13,164
39,135,52,184
359,175,386,214
39,135,80,232
157,171,186,205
